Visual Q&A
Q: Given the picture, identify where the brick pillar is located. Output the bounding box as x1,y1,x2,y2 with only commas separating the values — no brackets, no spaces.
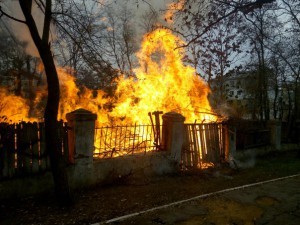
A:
267,120,281,151
162,112,185,165
66,108,97,164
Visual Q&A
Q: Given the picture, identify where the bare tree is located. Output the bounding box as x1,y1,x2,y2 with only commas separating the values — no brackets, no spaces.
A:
182,5,244,106
240,3,280,120
1,0,72,204
274,0,300,120
139,8,159,33
165,0,276,48
166,0,276,119
52,0,128,91
103,1,138,76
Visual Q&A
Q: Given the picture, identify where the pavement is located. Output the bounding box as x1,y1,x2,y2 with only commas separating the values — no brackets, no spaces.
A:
97,174,300,225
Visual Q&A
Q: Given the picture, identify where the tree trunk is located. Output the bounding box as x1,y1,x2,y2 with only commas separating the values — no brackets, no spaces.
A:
41,47,72,205
19,0,72,205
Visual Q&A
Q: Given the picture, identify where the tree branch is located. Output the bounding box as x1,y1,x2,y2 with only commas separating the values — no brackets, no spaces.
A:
177,0,276,48
281,0,300,28
0,6,26,24
19,0,42,49
42,0,51,45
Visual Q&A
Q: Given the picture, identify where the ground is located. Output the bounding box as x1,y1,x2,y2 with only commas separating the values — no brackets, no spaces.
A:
120,175,300,224
1,150,300,225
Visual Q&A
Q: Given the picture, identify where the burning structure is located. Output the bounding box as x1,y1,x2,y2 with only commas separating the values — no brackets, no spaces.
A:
0,28,217,125
1,28,226,169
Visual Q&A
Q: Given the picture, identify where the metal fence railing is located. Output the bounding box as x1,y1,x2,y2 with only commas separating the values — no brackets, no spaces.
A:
94,124,163,158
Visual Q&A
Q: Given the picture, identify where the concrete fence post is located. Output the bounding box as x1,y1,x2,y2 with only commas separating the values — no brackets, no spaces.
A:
162,112,185,165
267,120,281,151
297,120,300,144
66,108,97,164
224,119,236,163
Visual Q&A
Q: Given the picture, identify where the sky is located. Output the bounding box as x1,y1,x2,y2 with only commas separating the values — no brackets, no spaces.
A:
0,0,174,57
0,1,46,56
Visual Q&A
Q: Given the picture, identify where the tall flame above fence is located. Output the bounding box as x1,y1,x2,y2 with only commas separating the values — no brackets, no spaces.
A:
110,29,215,124
0,29,216,125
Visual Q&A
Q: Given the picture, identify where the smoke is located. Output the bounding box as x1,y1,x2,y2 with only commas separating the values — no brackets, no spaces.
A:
229,151,256,169
107,0,173,37
4,0,175,58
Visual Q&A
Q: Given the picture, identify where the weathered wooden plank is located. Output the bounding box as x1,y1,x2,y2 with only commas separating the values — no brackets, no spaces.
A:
212,123,220,163
199,124,207,165
1,121,71,179
0,123,16,178
186,125,193,168
23,122,32,174
31,122,39,173
191,125,199,168
38,122,48,171
207,124,214,163
8,124,16,178
16,123,24,174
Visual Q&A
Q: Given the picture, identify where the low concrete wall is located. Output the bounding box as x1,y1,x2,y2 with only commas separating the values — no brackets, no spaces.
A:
0,109,180,200
0,151,177,200
2,109,296,200
92,152,176,184
68,151,177,189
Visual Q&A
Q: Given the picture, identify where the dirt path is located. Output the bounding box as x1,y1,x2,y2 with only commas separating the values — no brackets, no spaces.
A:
107,175,300,225
1,150,300,225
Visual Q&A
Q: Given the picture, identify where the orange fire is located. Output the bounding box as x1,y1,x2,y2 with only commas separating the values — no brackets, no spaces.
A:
0,28,218,159
109,29,216,124
0,28,215,124
0,87,33,123
56,68,110,123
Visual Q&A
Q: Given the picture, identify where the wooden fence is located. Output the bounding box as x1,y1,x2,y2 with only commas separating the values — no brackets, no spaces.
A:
229,119,270,150
236,129,270,150
0,121,68,180
182,123,226,169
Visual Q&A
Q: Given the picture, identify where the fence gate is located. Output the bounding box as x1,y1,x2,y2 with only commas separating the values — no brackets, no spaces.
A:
182,123,226,169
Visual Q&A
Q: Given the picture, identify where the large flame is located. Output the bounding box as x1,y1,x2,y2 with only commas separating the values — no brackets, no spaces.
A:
0,87,32,123
110,29,214,123
0,28,215,124
164,0,185,23
0,28,218,158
